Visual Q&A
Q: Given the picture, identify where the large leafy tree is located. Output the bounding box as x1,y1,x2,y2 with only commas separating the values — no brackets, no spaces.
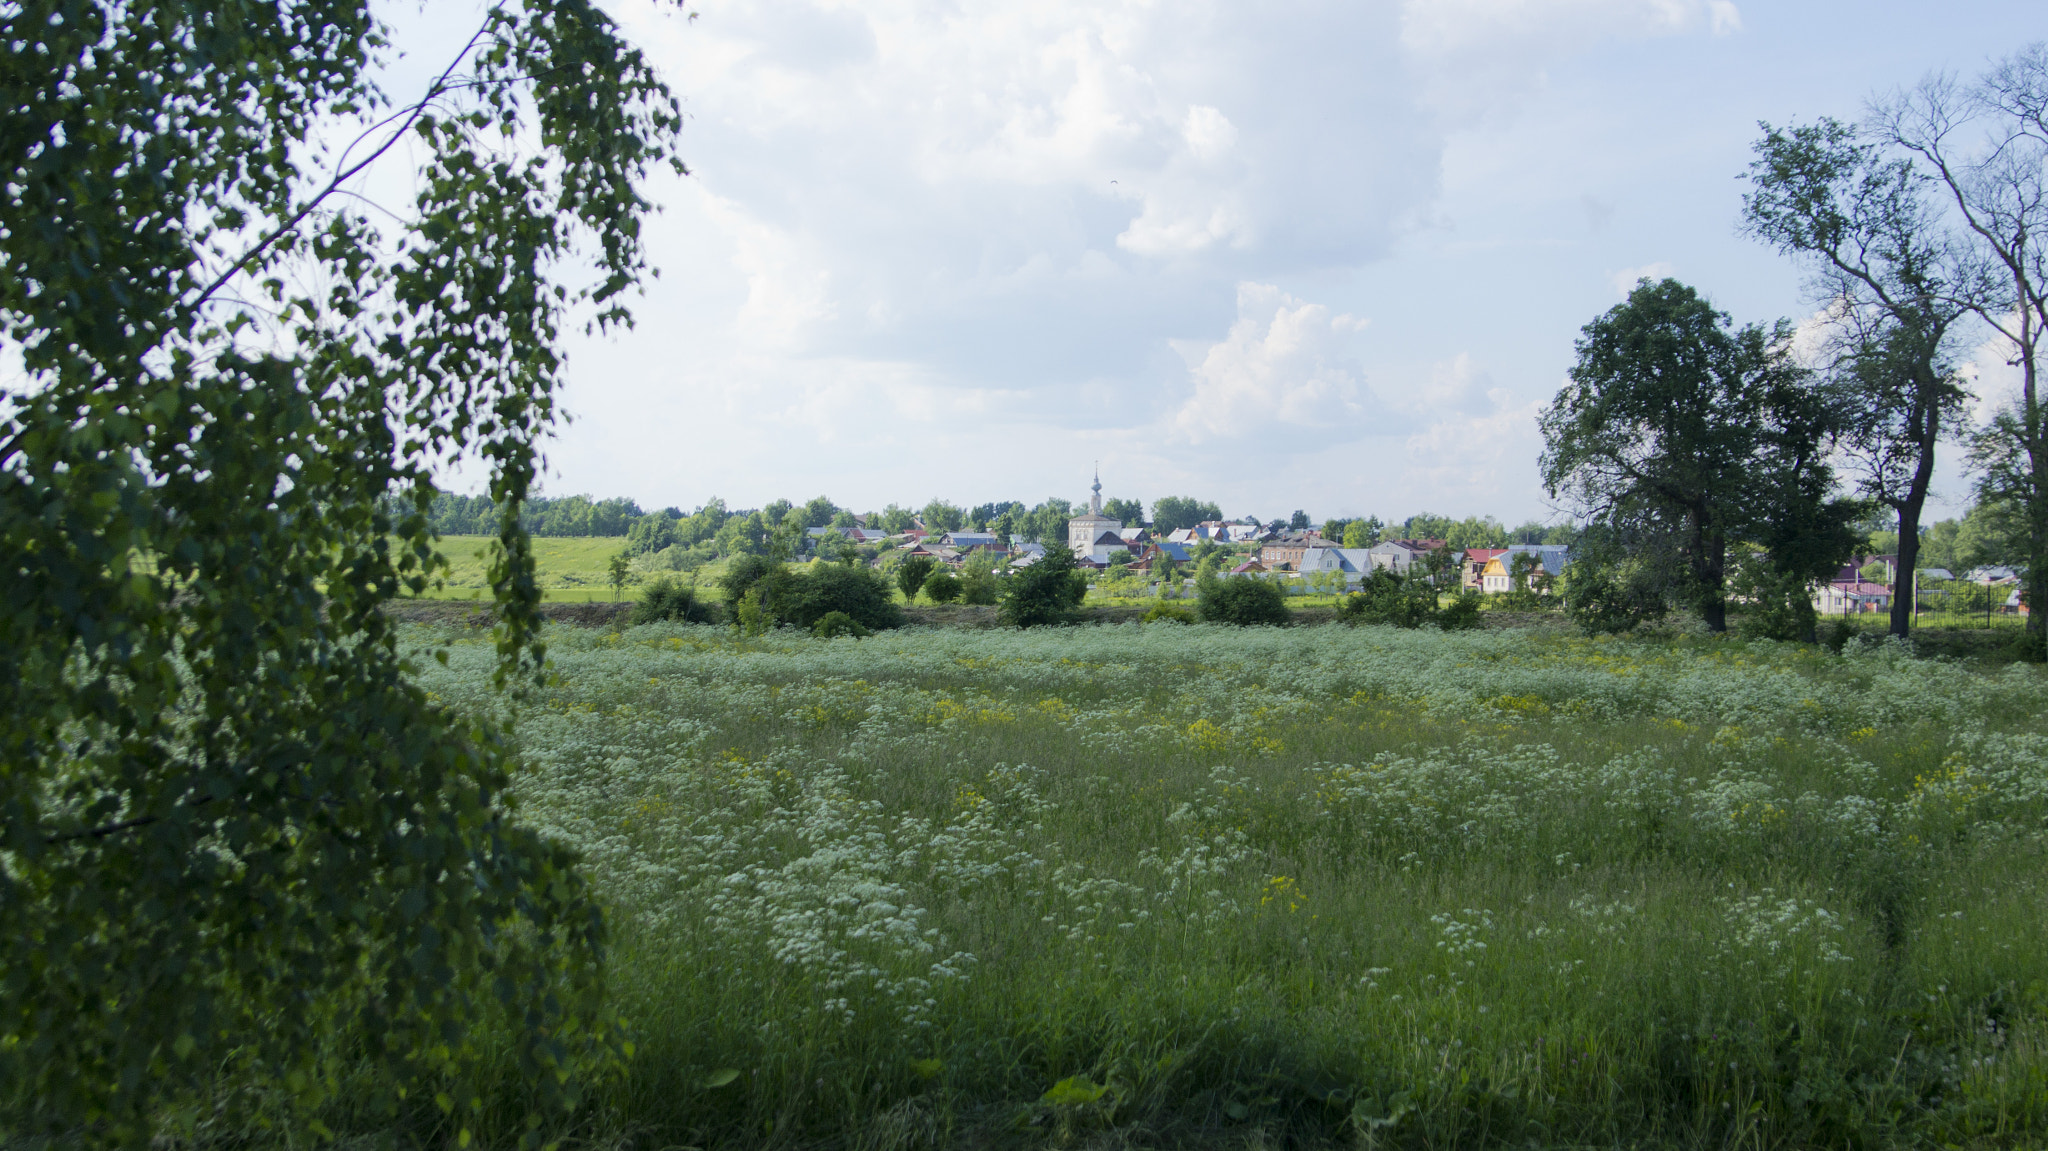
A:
1150,495,1222,535
1,2,683,1143
1743,117,1976,638
1541,279,1853,633
1101,496,1145,525
1874,46,2048,656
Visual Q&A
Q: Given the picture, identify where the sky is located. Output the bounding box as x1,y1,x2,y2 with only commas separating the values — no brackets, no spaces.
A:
400,0,2041,526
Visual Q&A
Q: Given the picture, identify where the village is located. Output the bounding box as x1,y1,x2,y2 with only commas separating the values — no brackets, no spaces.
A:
806,475,2031,616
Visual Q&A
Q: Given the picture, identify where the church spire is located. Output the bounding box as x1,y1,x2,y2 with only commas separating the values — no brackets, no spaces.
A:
1090,463,1102,516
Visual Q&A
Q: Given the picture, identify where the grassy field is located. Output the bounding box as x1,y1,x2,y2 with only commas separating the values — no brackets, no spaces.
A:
414,534,637,600
387,619,2048,1150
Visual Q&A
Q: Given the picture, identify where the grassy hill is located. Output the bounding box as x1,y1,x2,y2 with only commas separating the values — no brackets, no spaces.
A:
414,534,638,602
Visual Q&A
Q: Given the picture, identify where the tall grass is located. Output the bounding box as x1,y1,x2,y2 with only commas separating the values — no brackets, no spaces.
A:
401,622,2048,1149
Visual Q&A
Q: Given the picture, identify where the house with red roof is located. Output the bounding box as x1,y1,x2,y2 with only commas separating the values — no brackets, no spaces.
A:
1814,580,1890,615
1460,548,1508,592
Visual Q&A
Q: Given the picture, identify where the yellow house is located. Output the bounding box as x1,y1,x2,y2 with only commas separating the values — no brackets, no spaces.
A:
1480,555,1515,594
1480,548,1566,594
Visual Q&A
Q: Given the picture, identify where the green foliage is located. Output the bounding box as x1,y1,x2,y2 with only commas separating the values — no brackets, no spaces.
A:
719,554,785,608
812,611,871,639
784,563,905,632
1142,602,1196,624
632,577,724,626
1732,557,1822,642
1743,116,1972,639
735,587,775,636
1435,591,1484,630
1197,575,1292,627
1950,496,2028,571
1101,496,1145,525
0,2,684,1142
1338,569,1440,628
1403,512,1510,551
1342,519,1378,549
713,510,769,557
920,499,966,533
722,557,902,631
959,551,1002,606
921,570,963,604
1541,278,1849,632
608,551,634,601
1000,543,1087,627
877,503,918,534
894,554,937,599
1150,495,1223,536
796,495,840,530
1560,550,1670,635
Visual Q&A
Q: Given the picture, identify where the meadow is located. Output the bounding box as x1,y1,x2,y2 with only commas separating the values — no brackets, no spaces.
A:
400,618,2048,1150
416,534,636,601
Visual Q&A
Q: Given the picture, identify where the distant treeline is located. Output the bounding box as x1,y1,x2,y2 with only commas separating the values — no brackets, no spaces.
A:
403,490,1587,558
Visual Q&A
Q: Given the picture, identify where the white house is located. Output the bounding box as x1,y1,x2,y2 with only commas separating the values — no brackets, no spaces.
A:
1365,540,1431,574
1298,547,1379,586
1814,580,1890,614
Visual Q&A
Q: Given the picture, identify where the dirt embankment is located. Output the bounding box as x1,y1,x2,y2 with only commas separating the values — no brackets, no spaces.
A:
382,600,1573,632
382,600,635,628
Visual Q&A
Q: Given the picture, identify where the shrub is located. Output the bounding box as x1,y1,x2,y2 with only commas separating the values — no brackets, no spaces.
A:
631,577,724,625
1142,602,1196,624
1732,561,1820,643
1561,557,1667,635
735,587,773,636
959,552,1002,605
812,611,871,639
921,570,962,604
960,573,1000,605
1001,545,1087,627
1338,569,1437,628
719,554,784,606
894,554,936,599
1197,576,1291,626
784,562,905,632
1434,590,1483,631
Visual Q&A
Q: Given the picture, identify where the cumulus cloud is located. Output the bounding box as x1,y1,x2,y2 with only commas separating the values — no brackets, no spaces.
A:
1167,283,1373,443
486,0,1767,519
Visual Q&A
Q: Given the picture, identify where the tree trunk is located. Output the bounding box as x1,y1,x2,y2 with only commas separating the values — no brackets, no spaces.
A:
2028,403,2048,657
1888,383,1942,639
1700,516,1729,633
2026,308,2047,658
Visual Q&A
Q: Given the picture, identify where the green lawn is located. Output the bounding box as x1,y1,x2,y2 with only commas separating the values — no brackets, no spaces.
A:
385,619,2048,1150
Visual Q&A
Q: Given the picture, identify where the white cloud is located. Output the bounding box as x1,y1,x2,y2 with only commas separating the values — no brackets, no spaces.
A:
1181,105,1240,163
1399,388,1550,509
482,0,1777,521
1958,320,2030,427
1167,283,1372,443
